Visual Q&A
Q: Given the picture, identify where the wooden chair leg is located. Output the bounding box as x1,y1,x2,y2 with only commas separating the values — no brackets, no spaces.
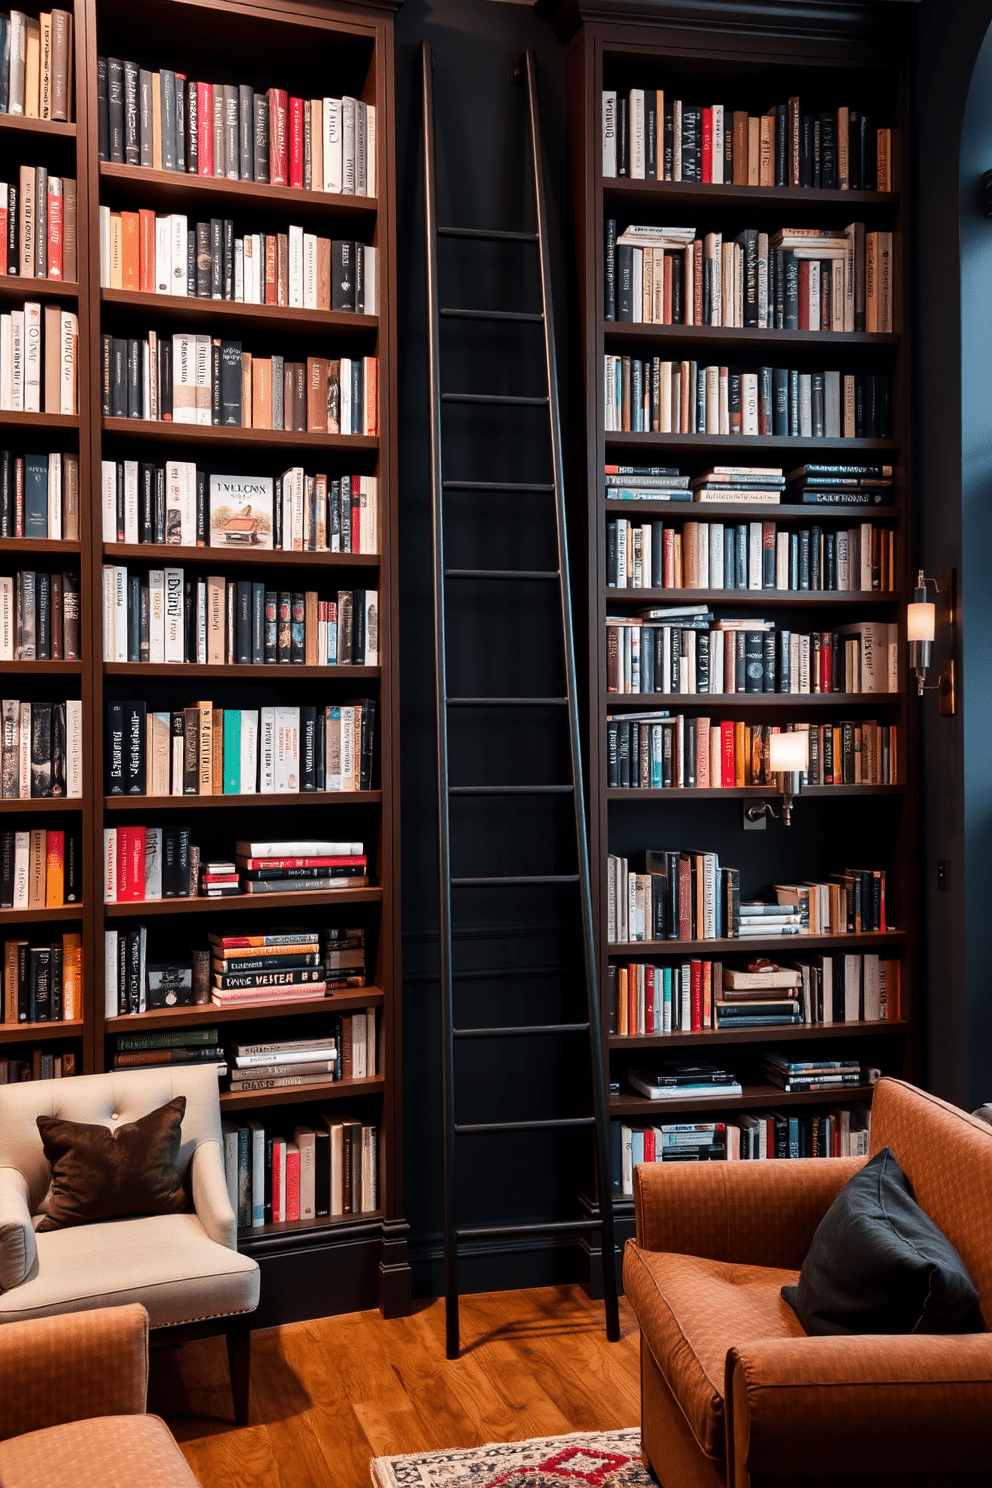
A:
225,1316,252,1426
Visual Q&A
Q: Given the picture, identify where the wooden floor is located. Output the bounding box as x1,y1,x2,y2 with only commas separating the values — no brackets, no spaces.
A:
150,1287,641,1488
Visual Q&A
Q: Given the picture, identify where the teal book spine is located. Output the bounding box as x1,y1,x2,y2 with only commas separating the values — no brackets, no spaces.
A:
223,710,241,794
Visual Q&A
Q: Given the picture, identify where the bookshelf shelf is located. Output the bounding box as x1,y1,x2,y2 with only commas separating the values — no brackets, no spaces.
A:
100,289,378,338
602,180,898,212
104,887,383,918
0,115,76,140
605,432,898,454
604,692,902,710
0,538,81,555
237,1208,383,1242
0,798,83,813
101,417,378,453
606,785,904,801
0,277,79,303
604,500,899,522
104,791,382,811
604,323,900,352
610,1082,878,1117
0,1019,85,1043
0,904,83,925
609,1019,909,1049
609,932,907,956
104,662,380,680
101,544,380,571
219,1073,384,1111
606,588,899,607
0,411,78,430
105,988,385,1031
4,660,83,674
98,162,379,223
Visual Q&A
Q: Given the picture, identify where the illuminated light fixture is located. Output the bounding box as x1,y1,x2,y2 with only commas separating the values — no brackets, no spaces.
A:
744,728,810,829
907,569,936,696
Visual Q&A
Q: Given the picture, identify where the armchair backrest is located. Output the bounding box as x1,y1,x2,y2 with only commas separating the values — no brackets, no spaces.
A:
0,1066,224,1216
870,1077,992,1328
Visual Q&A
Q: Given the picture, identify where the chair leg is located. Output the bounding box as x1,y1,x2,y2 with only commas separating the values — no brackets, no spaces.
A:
225,1316,252,1426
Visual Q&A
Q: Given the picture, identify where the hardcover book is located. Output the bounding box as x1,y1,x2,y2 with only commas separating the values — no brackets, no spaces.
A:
209,474,273,549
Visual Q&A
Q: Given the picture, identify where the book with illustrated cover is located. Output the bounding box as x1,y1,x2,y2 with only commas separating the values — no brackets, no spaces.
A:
209,473,273,548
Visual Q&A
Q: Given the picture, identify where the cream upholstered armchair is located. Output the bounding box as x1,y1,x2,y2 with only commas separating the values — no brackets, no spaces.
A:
0,1066,259,1424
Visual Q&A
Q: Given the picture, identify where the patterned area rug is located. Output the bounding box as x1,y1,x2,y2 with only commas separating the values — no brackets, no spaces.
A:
371,1429,649,1488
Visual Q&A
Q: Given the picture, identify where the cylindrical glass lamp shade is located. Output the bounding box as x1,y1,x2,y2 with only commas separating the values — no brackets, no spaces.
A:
906,601,935,643
768,730,809,775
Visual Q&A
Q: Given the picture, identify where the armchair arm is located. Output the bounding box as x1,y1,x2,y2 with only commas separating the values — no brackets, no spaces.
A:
190,1139,237,1250
634,1156,866,1269
726,1335,992,1483
0,1167,36,1291
0,1304,149,1440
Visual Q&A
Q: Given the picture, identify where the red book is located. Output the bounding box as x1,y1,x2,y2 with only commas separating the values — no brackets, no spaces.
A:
662,528,675,588
237,855,365,870
822,631,833,692
701,106,712,183
285,1145,300,1221
702,959,712,1028
268,88,289,186
0,198,8,274
644,965,655,1033
116,826,147,902
690,959,703,1031
197,83,213,175
720,721,735,787
677,855,691,941
628,964,637,1035
288,97,304,189
643,1128,656,1163
46,186,62,279
272,1138,284,1221
798,259,810,330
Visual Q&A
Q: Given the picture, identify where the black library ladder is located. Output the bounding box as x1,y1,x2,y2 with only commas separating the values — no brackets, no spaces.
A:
420,40,620,1359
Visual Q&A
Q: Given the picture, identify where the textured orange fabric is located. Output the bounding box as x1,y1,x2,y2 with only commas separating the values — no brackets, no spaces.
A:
726,1334,992,1477
871,1078,992,1329
0,1414,198,1488
633,1156,865,1270
640,1335,725,1488
0,1304,148,1439
624,1242,804,1459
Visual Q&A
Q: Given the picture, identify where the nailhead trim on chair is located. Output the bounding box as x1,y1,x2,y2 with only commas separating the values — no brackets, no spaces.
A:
150,1307,255,1328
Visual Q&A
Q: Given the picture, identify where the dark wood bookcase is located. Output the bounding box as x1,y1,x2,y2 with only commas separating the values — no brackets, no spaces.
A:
0,0,408,1326
548,0,919,1288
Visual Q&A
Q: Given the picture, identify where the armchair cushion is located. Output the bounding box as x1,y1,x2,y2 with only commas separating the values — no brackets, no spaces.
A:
0,1168,36,1290
624,1240,805,1460
781,1146,982,1336
0,1414,200,1488
36,1098,189,1232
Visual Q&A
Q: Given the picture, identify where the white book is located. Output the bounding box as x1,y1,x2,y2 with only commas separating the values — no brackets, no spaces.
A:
10,309,23,409
155,214,171,295
101,460,117,542
274,706,300,793
170,213,187,295
629,88,645,178
0,576,11,659
351,1015,367,1079
171,720,184,796
240,709,258,794
149,712,169,795
303,233,317,310
366,105,376,196
776,532,789,589
196,577,206,663
99,204,111,286
602,90,617,177
711,104,725,184
0,314,11,408
339,355,352,436
363,245,377,315
22,301,40,410
113,564,127,661
171,333,196,423
123,458,139,544
294,1127,316,1221
47,455,61,540
748,522,762,589
60,311,77,413
287,223,303,308
8,12,26,113
356,100,367,195
163,567,184,663
340,706,356,792
145,826,163,898
234,238,243,302
259,707,275,793
240,235,252,302
365,1007,376,1077
181,460,197,546
364,589,378,666
194,334,211,425
104,930,118,1015
324,97,342,192
341,96,357,194
103,829,117,903
101,565,114,660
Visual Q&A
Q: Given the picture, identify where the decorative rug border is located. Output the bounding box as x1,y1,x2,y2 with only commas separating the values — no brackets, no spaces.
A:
371,1427,645,1488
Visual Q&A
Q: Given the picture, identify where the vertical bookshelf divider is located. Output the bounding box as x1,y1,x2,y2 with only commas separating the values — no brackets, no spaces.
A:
551,0,918,1284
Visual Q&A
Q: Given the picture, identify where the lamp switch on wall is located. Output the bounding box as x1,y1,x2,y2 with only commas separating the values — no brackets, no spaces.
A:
937,859,950,891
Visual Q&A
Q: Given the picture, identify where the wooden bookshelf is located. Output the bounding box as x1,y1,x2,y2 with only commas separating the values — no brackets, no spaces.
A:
0,0,407,1328
554,0,917,1289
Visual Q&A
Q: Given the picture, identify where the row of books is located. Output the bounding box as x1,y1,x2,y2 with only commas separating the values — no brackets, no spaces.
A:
606,222,892,333
1,568,80,660
100,332,377,435
2,933,82,1021
0,826,79,909
100,211,377,314
607,716,898,790
607,850,888,943
0,450,78,540
105,700,377,799
1,699,82,799
3,167,76,281
602,90,891,190
606,614,899,696
604,462,895,508
605,356,892,438
103,829,371,905
606,518,896,592
0,1050,76,1082
613,1106,873,1192
609,952,901,1036
102,570,377,668
222,1110,378,1229
0,301,77,413
104,925,367,1014
0,11,72,121
98,61,375,196
101,465,378,555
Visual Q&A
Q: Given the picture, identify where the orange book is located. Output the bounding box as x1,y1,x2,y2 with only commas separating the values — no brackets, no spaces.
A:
617,965,628,1035
138,209,155,293
264,234,277,304
240,352,252,429
732,110,748,185
734,721,746,787
316,236,331,311
306,356,327,432
62,931,82,1020
251,357,272,429
29,829,46,907
120,210,140,292
363,357,377,436
45,830,64,907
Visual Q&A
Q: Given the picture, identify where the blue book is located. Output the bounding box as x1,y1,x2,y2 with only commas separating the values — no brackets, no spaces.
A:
23,454,48,538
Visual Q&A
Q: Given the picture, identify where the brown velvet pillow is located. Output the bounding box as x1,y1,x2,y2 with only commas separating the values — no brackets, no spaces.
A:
36,1096,189,1231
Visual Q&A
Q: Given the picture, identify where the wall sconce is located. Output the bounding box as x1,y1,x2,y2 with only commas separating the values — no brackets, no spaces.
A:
908,569,956,712
744,729,810,829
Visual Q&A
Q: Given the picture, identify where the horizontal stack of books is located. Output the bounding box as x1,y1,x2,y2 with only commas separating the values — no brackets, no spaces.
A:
717,963,802,1026
692,467,785,502
227,1034,337,1092
113,1026,226,1078
323,927,366,991
762,1052,870,1094
605,463,690,501
735,902,803,939
234,841,367,896
786,463,894,506
627,1061,742,1100
223,1112,379,1229
210,931,328,1010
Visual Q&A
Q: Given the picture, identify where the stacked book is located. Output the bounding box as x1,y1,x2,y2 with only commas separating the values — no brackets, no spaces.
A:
113,1026,226,1079
210,929,328,1009
627,1061,742,1100
234,840,368,896
691,467,786,503
323,927,366,991
716,963,803,1027
605,463,690,501
620,1123,726,1189
734,902,803,939
200,860,239,897
762,1052,867,1094
227,1034,338,1093
785,463,894,507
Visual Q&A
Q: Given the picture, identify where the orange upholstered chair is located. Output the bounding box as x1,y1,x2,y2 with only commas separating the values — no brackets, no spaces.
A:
624,1077,992,1488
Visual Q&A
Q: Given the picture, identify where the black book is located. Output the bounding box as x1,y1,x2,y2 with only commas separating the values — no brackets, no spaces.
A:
175,72,185,173
662,101,673,181
301,707,317,791
355,244,365,314
253,94,269,183
127,574,140,661
332,240,355,312
97,55,109,161
645,93,657,180
220,340,242,425
127,338,142,417
116,931,127,1015
125,701,146,794
64,830,80,902
314,1126,330,1218
252,583,265,664
50,939,62,1021
195,221,211,297
223,219,234,299
162,826,191,897
30,701,52,797
186,79,198,175
783,250,798,330
762,631,777,694
616,243,633,321
159,339,173,419
239,84,253,180
111,338,127,417
848,109,862,190
210,218,223,299
277,591,291,661
812,116,821,190
127,930,141,1014
264,590,277,662
16,941,28,1021
49,703,65,797
681,104,701,182
811,372,825,438
799,114,814,188
35,571,50,659
138,69,153,167
211,338,222,425
315,704,325,789
155,466,166,540
100,334,112,415
107,58,125,163
602,218,616,322
359,698,376,792
740,229,759,328
106,701,125,794
291,592,305,663
30,947,51,1022
859,113,876,192
820,112,837,189
0,451,10,537
140,463,155,543
123,60,140,166
236,581,252,664
775,102,787,186
187,228,196,294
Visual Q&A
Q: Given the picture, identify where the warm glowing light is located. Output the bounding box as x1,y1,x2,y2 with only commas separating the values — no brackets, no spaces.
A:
768,730,809,774
906,601,936,643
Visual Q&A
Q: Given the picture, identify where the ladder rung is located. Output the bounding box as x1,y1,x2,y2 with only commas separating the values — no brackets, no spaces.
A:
441,392,549,406
454,1023,590,1038
447,696,568,707
457,1219,602,1240
451,874,580,887
456,1117,597,1134
440,308,543,323
444,568,559,580
442,480,555,492
437,226,538,243
448,784,573,796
